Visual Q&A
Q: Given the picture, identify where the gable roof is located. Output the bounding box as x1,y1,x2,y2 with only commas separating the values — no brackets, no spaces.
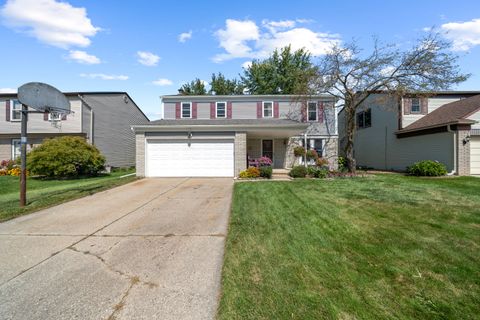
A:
398,94,480,133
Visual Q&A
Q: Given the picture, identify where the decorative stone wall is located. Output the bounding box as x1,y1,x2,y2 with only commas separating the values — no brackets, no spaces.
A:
135,133,145,177
456,129,470,176
234,132,247,176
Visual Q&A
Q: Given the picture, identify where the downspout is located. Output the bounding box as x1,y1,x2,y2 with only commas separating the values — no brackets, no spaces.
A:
78,94,94,144
447,124,457,175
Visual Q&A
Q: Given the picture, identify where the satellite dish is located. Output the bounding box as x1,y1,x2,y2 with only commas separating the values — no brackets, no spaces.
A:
18,82,71,113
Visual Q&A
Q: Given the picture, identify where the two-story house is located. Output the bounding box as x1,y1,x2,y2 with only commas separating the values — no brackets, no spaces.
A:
1,92,149,168
338,91,480,175
132,94,338,177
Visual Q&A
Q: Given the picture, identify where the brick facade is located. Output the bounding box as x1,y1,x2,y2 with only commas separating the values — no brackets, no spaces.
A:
456,129,470,176
234,132,247,176
135,133,145,177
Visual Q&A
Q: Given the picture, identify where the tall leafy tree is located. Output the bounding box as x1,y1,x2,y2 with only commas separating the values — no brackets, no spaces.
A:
209,72,244,95
241,45,317,94
178,78,207,95
312,32,469,172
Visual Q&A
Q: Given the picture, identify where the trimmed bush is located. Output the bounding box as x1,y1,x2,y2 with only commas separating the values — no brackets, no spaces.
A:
289,165,307,178
407,160,447,177
27,136,105,178
259,166,272,179
239,166,260,179
307,166,328,178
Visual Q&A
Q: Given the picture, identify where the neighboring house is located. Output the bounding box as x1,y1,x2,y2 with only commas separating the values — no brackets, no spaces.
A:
132,95,338,177
1,92,149,167
338,91,480,175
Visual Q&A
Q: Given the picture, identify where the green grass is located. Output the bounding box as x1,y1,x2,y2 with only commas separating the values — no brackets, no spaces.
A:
218,175,480,319
0,169,137,222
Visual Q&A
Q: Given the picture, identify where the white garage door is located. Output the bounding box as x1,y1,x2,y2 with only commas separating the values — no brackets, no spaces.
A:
146,139,234,177
471,136,480,175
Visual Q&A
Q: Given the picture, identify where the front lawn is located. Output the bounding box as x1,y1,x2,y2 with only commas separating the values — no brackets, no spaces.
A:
0,169,137,222
219,175,480,319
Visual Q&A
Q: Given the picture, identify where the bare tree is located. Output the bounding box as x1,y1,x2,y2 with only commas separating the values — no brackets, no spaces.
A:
312,32,469,173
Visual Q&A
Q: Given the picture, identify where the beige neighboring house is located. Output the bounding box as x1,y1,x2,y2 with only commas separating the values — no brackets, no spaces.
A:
132,94,338,177
0,92,149,167
338,91,480,175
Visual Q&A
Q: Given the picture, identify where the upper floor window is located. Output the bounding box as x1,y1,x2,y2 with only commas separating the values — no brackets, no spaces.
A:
411,98,421,113
10,100,22,121
356,109,372,129
263,101,273,118
181,102,192,118
216,102,226,118
308,102,317,121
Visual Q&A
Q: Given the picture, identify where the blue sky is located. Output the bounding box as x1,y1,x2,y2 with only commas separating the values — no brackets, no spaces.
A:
1,0,480,119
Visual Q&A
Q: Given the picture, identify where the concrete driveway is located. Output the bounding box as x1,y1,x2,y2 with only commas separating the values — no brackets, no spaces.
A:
0,178,233,320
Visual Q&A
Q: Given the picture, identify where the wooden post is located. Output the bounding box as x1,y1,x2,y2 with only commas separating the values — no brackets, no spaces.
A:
20,104,28,207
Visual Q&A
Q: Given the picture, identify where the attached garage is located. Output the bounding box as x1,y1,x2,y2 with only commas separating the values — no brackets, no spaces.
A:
471,136,480,175
145,137,234,177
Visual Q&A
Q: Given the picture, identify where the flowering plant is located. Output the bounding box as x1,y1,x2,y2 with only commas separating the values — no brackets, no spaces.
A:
258,156,272,166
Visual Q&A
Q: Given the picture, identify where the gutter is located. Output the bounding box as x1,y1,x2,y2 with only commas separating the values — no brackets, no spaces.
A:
131,123,310,133
395,119,476,136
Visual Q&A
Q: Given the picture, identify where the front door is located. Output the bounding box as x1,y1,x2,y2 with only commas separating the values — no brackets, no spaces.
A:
262,139,273,161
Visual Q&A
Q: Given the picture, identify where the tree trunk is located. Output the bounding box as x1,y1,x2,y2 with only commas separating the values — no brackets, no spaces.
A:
343,103,356,174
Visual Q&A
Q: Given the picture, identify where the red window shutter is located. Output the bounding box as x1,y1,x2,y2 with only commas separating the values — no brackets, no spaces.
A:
44,111,49,121
257,102,262,118
301,102,307,122
210,102,215,119
403,98,411,115
5,100,10,121
318,101,324,123
227,102,232,119
192,102,197,119
175,102,181,119
273,102,279,118
420,98,428,114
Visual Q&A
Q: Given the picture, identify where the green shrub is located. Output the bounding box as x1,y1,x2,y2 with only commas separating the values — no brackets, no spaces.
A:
259,166,272,179
307,166,328,178
239,166,260,179
289,165,307,178
407,160,447,177
338,156,347,171
306,149,318,160
27,136,105,178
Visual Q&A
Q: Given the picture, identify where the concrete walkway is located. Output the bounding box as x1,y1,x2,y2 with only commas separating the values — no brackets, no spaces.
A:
0,178,233,320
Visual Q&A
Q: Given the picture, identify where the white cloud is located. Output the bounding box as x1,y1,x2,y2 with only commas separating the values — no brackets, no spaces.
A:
178,30,192,43
67,50,100,64
0,87,17,93
441,18,480,51
152,78,173,86
242,61,252,69
213,19,260,62
213,18,340,62
137,51,160,66
0,0,99,49
80,73,128,80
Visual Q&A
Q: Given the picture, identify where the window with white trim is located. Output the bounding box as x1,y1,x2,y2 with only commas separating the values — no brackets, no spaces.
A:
11,139,21,160
263,101,273,118
181,102,192,118
216,102,226,118
356,109,372,129
308,102,317,121
48,112,62,121
411,98,421,113
10,100,22,121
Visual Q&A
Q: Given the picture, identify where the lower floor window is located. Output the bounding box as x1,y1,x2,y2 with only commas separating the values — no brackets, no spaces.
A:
302,138,324,157
11,139,21,160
